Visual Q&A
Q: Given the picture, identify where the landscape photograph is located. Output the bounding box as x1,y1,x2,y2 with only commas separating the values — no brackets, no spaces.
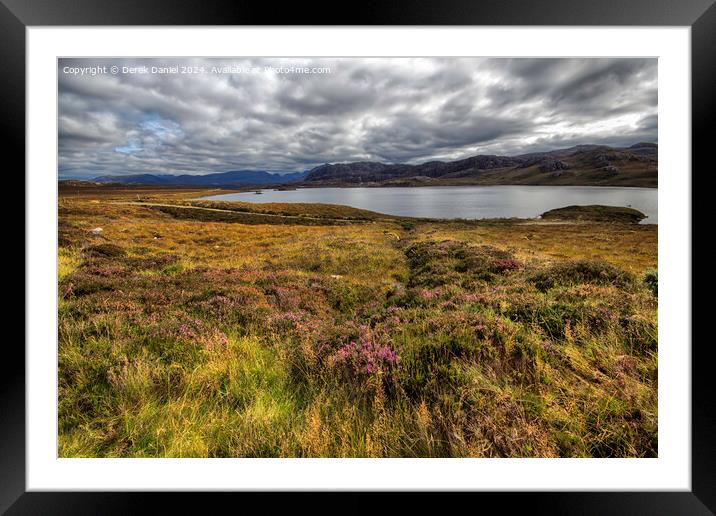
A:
58,57,658,458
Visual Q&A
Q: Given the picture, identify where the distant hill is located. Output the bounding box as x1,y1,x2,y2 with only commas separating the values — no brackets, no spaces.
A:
81,143,656,189
92,170,308,187
302,143,657,187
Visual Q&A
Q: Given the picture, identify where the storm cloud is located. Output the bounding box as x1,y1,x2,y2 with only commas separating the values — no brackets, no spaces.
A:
58,57,657,178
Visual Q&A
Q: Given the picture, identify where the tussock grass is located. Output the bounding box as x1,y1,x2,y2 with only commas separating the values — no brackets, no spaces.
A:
58,247,82,281
58,191,658,457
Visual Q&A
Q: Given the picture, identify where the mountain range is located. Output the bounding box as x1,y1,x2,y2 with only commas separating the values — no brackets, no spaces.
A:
303,143,657,187
92,170,308,187
85,143,657,188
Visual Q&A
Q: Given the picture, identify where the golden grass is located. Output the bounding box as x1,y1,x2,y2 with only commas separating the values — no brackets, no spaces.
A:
57,189,658,458
58,247,82,281
413,222,656,274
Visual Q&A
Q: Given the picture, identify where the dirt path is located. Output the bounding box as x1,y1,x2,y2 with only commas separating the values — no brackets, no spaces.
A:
112,201,377,224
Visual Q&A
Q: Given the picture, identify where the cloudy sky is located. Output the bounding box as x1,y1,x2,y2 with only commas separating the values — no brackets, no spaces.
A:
58,57,657,178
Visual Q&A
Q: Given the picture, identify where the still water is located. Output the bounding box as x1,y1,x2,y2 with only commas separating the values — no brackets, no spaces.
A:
198,185,658,224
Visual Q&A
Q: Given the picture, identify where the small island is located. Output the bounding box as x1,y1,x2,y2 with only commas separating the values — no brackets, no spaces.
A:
541,205,647,224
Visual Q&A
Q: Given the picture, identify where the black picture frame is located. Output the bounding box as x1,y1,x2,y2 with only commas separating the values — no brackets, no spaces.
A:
5,0,713,512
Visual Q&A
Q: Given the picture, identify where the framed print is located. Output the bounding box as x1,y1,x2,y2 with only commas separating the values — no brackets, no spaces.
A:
5,0,714,512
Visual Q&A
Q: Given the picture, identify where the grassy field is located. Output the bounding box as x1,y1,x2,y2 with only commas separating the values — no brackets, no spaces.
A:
58,187,658,457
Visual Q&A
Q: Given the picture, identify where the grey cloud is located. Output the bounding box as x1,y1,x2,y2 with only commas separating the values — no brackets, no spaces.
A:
58,57,657,178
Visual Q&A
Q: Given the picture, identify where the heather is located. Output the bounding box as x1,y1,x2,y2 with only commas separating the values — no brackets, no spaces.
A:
58,191,658,457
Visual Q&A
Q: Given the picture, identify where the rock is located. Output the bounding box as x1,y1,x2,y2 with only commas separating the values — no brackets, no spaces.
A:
90,227,103,235
595,153,620,162
330,274,343,279
389,281,406,297
538,160,570,173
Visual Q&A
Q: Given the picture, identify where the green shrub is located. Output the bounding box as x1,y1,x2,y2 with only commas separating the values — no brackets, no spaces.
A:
621,315,658,353
507,301,585,339
405,240,518,287
84,243,126,258
642,268,658,296
531,259,633,292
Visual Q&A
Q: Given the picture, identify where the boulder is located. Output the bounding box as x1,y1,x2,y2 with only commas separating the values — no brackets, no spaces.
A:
538,160,570,173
